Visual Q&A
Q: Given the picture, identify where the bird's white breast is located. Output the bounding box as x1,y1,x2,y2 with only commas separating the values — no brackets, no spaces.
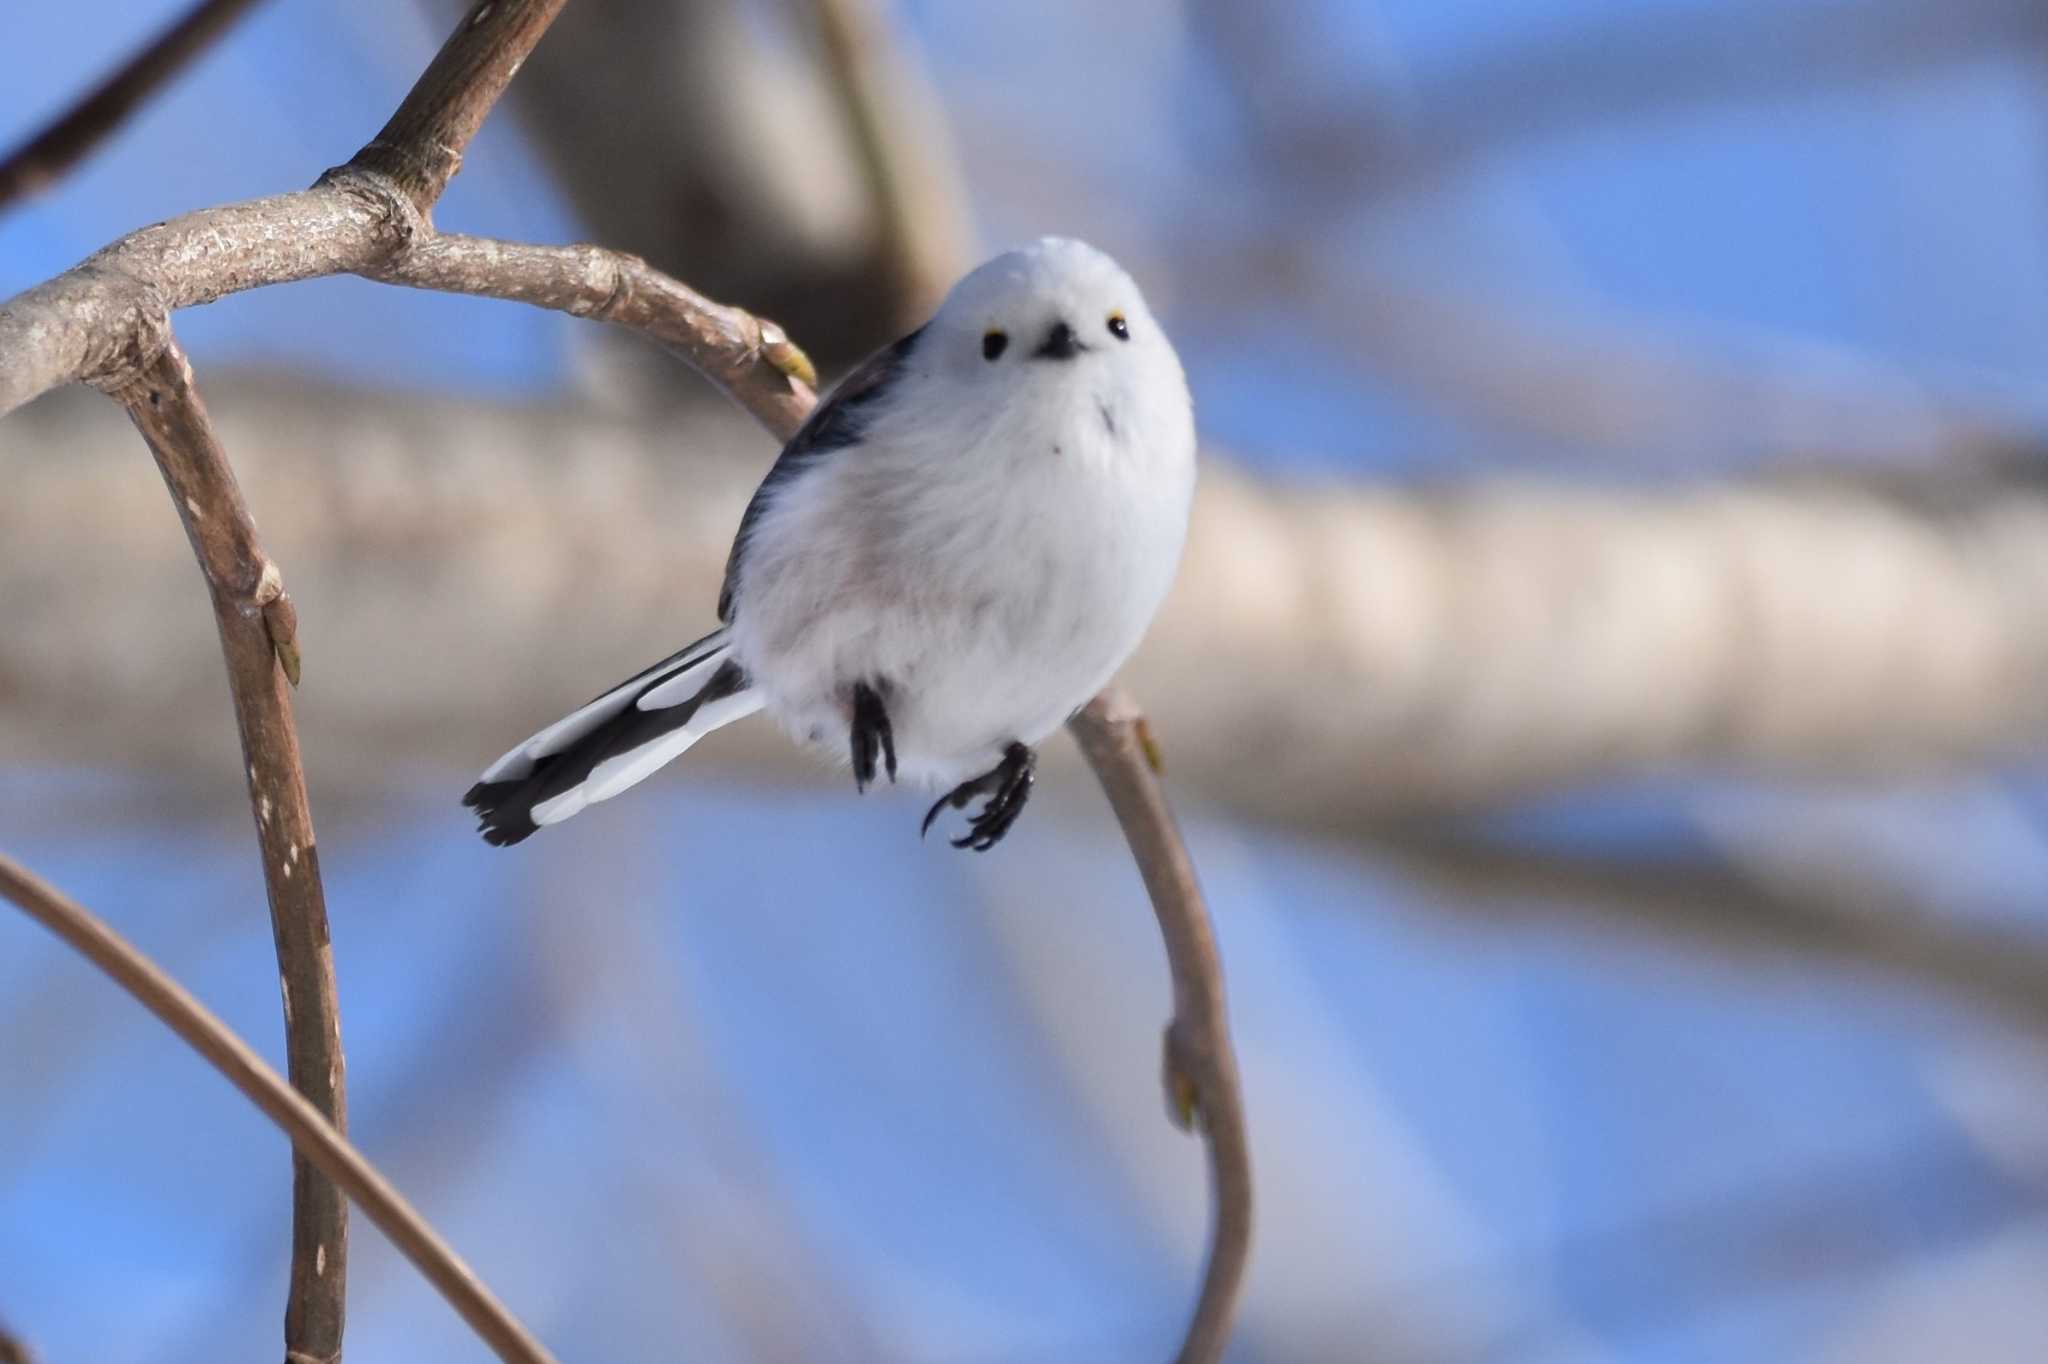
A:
729,352,1194,786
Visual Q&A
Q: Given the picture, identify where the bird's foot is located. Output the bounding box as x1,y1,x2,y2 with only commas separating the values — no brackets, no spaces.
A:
850,681,898,792
922,742,1036,851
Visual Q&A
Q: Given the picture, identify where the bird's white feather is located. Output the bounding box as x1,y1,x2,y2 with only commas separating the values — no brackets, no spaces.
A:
478,635,729,783
581,688,763,804
726,236,1196,787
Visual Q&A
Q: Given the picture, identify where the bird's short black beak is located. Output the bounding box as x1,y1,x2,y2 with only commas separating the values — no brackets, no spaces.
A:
1032,320,1087,361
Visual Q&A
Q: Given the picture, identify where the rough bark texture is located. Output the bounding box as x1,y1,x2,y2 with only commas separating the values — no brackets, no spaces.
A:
0,188,397,416
108,342,349,1363
348,0,571,214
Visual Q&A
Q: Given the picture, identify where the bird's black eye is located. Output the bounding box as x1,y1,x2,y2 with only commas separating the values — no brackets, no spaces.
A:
982,330,1009,361
1107,311,1130,342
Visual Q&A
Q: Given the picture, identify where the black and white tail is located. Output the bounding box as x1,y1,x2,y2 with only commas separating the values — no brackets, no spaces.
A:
463,628,760,846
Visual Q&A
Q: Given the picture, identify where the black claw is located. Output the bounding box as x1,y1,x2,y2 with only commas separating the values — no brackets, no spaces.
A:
927,742,1036,851
921,791,960,838
851,681,895,792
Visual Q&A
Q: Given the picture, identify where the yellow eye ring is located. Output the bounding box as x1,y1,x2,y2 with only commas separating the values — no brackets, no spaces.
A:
1106,311,1130,341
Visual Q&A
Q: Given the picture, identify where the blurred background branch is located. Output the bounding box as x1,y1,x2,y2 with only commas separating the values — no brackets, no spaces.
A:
1369,831,2048,1036
0,0,267,209
798,0,973,326
1187,0,2048,207
12,384,2048,818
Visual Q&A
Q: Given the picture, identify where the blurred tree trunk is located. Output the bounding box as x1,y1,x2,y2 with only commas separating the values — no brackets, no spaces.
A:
11,379,2048,830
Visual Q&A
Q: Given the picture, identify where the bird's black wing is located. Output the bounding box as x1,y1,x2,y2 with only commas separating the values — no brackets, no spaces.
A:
718,325,925,623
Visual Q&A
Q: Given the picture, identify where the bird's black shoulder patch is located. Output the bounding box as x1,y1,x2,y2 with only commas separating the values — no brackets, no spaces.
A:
719,325,925,622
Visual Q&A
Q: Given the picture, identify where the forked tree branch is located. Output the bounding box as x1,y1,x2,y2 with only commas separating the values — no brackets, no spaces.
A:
1,2,596,1358
0,0,1249,1357
348,0,569,214
0,0,269,211
0,854,558,1364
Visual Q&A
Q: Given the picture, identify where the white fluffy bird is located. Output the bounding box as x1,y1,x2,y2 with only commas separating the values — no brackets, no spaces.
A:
465,237,1196,850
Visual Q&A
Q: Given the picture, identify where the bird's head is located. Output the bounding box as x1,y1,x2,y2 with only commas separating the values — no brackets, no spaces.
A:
928,237,1182,401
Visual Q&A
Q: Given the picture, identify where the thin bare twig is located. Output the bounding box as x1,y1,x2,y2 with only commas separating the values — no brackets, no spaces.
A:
370,232,818,432
0,188,814,423
1069,692,1251,1364
105,337,348,1360
0,853,558,1364
0,0,269,211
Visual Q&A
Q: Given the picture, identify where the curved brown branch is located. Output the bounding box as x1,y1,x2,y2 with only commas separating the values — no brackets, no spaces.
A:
0,854,558,1364
1069,693,1251,1364
0,0,269,211
106,337,348,1361
370,232,818,433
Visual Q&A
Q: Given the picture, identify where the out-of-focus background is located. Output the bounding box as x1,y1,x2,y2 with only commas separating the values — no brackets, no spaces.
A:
8,1,2048,1360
